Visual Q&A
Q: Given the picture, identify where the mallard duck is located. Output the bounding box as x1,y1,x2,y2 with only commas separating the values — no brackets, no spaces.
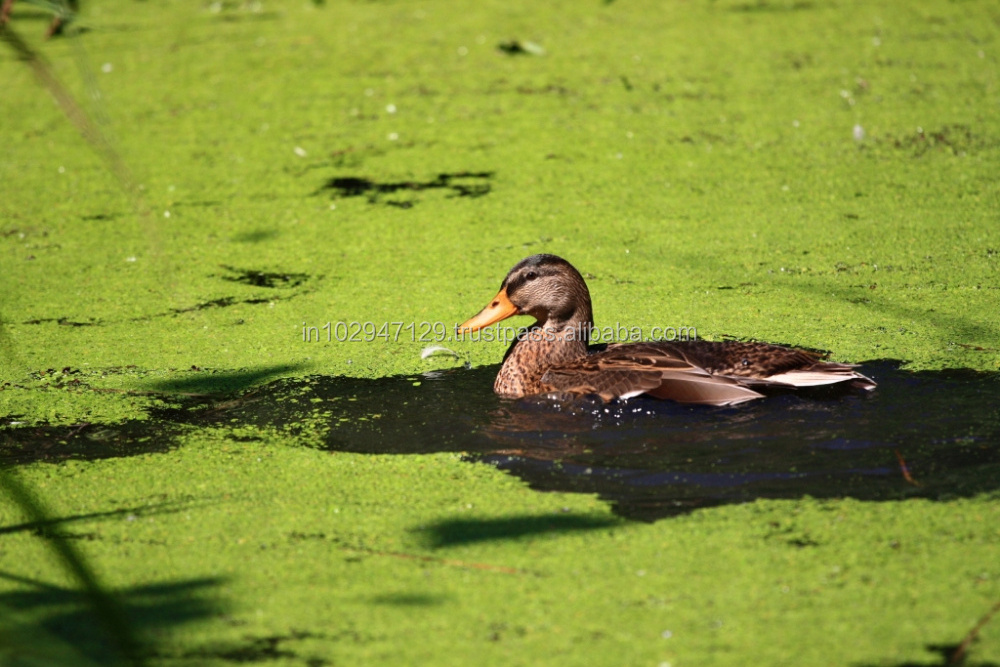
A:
457,254,876,406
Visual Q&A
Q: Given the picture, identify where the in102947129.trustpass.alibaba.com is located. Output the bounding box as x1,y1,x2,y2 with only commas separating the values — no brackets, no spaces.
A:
300,321,698,344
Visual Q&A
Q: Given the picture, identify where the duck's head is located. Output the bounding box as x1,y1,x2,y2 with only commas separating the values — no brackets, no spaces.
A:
458,254,593,334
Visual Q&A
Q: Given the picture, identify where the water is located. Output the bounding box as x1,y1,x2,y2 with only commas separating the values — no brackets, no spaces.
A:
3,361,998,521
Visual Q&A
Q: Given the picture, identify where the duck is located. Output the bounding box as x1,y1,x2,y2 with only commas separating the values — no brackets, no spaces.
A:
457,254,876,406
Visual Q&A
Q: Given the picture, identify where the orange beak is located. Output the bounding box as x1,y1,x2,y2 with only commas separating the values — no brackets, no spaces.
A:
457,287,520,333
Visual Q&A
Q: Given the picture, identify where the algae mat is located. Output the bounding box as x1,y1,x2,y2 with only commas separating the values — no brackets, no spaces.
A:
2,0,999,664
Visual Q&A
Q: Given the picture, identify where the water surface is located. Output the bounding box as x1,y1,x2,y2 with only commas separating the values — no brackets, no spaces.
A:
3,361,998,521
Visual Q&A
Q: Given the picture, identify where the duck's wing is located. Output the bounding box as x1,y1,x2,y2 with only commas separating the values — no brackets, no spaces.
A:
539,342,765,406
539,341,875,405
625,341,877,390
678,340,878,390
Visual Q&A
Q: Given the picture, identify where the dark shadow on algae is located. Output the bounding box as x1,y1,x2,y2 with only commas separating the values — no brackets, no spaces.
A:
0,468,227,666
422,515,620,548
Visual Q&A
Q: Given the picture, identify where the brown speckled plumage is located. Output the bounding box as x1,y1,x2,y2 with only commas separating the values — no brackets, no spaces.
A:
458,254,876,406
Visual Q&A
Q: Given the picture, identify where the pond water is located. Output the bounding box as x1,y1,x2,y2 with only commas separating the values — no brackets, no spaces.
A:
3,361,998,521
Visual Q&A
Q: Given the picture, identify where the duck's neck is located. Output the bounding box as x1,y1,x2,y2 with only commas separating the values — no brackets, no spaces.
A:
494,319,591,398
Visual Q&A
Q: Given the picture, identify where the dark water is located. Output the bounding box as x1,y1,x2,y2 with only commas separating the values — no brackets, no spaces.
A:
3,361,999,521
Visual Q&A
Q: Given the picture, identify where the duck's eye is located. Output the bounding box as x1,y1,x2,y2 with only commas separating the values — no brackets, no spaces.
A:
525,271,538,281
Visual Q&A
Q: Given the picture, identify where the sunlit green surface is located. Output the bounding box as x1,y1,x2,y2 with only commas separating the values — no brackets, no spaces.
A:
2,0,998,663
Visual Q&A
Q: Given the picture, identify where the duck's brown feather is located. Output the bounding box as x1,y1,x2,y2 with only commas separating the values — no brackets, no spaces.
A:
536,340,875,406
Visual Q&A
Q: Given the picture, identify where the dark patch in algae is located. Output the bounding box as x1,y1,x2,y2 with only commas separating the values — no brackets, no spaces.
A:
2,362,998,522
879,124,990,158
167,630,328,665
320,171,494,206
0,420,183,462
17,270,316,325
215,265,311,289
21,317,100,327
858,643,1000,667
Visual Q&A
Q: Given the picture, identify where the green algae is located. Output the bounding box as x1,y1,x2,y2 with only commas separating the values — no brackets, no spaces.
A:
3,442,999,665
2,0,1000,663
